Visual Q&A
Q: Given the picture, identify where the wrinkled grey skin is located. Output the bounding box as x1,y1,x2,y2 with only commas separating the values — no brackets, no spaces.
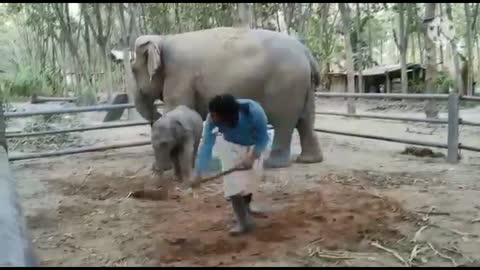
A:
131,27,323,168
151,105,203,182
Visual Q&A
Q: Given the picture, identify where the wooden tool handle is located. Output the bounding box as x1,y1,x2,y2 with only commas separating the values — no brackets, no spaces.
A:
189,165,249,188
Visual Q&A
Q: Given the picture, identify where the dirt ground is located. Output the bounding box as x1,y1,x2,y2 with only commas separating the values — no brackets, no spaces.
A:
8,98,480,266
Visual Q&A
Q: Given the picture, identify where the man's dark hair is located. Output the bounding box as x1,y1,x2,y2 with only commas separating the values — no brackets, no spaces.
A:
208,94,240,127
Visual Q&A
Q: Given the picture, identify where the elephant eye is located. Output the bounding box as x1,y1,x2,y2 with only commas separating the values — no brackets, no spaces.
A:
157,142,168,147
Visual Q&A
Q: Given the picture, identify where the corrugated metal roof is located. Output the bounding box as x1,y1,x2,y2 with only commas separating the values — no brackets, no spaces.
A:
327,63,425,77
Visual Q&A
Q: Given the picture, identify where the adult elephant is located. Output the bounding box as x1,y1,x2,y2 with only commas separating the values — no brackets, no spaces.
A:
131,27,323,168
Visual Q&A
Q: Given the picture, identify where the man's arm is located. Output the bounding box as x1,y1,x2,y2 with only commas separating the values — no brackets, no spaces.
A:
194,115,217,176
250,102,270,158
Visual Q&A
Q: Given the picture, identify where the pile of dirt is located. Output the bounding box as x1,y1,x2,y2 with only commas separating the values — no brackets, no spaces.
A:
149,183,415,266
401,146,445,158
47,171,172,201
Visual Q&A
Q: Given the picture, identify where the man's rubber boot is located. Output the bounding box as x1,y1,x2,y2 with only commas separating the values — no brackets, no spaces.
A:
244,194,267,217
229,195,255,236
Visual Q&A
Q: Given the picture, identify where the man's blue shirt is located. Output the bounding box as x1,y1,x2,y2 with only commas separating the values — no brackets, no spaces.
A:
195,99,270,175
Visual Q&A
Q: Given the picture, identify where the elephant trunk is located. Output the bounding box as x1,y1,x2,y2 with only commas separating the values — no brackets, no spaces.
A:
134,91,162,124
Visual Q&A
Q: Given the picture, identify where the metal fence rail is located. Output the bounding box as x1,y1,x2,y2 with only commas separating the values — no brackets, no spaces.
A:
313,128,448,149
6,121,149,138
4,102,163,118
3,93,480,163
316,111,480,127
459,144,480,152
8,141,152,161
315,92,450,100
315,111,448,124
461,96,480,102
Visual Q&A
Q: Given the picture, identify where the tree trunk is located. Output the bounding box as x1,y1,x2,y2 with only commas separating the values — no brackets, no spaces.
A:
282,3,296,34
251,3,257,28
380,39,384,63
355,3,363,93
424,3,437,94
53,3,91,99
367,4,373,67
476,37,480,80
339,3,356,114
446,3,464,94
465,3,474,96
236,3,251,28
438,4,445,71
174,3,182,33
118,3,141,120
423,3,438,118
417,32,424,64
81,4,92,86
275,9,281,31
397,3,409,94
297,3,313,35
84,3,114,102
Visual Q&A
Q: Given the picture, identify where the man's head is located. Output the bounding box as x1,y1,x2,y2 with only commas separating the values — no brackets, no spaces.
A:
208,94,240,127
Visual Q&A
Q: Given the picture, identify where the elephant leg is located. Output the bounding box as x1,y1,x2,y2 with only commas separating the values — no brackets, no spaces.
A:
152,145,172,172
178,139,194,182
296,90,323,163
263,123,294,168
192,138,200,168
171,147,183,181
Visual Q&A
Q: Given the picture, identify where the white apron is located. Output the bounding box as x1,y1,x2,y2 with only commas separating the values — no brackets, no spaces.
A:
216,138,266,199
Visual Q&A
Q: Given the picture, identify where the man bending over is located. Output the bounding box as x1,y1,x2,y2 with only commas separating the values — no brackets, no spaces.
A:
193,94,270,236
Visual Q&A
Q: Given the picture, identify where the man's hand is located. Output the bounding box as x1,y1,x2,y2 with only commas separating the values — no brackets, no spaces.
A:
188,172,202,188
238,152,257,170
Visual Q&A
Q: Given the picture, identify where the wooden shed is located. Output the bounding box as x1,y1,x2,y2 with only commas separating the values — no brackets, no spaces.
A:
326,63,426,93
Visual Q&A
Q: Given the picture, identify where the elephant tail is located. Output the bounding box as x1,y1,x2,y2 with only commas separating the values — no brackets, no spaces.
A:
306,50,320,91
298,49,319,120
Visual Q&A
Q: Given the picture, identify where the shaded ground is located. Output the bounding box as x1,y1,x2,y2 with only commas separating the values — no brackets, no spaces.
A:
8,98,480,266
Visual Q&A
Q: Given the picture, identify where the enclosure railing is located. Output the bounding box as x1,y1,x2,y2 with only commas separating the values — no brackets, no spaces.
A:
3,93,480,163
314,92,480,162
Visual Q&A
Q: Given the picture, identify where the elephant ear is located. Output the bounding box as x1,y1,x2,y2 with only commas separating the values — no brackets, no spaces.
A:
135,37,162,81
146,42,161,81
171,120,187,141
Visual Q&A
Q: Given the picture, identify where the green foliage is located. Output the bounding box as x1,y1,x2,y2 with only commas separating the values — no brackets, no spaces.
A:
306,6,339,71
349,5,382,70
408,78,426,93
2,61,66,101
353,47,378,70
6,67,46,97
434,71,455,94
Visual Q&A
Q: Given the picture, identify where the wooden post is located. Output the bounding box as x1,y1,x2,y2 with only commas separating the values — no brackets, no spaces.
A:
386,72,391,93
447,93,460,163
0,101,7,152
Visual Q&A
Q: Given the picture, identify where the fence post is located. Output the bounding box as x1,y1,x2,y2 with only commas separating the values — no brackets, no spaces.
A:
447,93,460,163
0,100,7,153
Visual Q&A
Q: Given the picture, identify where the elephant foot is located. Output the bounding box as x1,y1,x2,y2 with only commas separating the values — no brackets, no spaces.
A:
152,161,172,172
296,151,324,164
263,151,291,169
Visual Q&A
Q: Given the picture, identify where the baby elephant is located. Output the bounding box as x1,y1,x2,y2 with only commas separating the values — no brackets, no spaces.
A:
151,105,203,182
